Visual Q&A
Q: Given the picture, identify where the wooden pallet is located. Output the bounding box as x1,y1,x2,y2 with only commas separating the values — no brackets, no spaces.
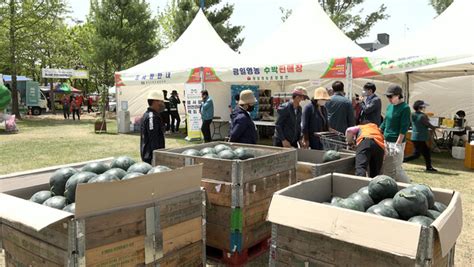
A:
207,235,270,266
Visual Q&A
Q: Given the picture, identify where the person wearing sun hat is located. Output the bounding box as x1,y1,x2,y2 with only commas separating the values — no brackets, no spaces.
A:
273,86,309,148
229,90,258,144
140,90,167,164
302,87,330,149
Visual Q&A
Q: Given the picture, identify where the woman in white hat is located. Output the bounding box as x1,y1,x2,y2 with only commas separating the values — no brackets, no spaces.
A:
229,90,258,144
302,87,330,149
140,90,167,164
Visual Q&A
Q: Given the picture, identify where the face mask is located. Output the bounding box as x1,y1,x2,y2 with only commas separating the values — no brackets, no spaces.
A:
247,105,255,112
318,100,327,106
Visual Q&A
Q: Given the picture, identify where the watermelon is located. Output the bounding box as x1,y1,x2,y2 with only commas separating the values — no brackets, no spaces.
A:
43,196,67,210
0,84,12,110
393,187,428,220
366,204,399,219
64,172,97,203
200,147,216,155
122,172,144,180
104,168,128,179
357,186,369,196
182,149,201,156
368,175,398,203
349,192,374,210
408,215,434,226
110,156,136,171
333,198,365,212
214,144,232,154
409,184,435,209
202,153,219,159
127,162,152,174
63,203,76,214
433,201,447,213
379,198,395,208
323,150,341,163
234,147,255,160
218,150,237,160
426,209,441,220
88,173,119,183
147,165,172,174
49,167,78,196
330,196,342,205
81,162,110,174
29,190,52,204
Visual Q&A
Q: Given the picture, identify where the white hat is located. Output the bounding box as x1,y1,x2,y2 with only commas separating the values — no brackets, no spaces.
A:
147,90,167,101
239,90,257,105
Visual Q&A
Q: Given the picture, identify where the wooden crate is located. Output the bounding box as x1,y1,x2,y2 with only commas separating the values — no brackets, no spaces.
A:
154,142,297,264
296,149,355,181
0,165,205,267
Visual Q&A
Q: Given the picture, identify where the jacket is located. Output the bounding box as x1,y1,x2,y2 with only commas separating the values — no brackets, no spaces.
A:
302,102,328,150
325,92,355,133
140,108,165,163
169,95,181,112
229,106,257,144
411,111,435,141
360,94,382,126
274,100,302,144
200,96,214,121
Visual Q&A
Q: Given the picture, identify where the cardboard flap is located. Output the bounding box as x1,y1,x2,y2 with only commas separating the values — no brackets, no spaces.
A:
0,193,73,231
268,194,422,259
75,164,202,218
432,191,463,257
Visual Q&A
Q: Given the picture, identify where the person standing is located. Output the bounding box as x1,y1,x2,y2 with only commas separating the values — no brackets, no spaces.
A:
273,87,309,148
325,81,355,134
360,82,382,126
302,87,330,150
140,91,166,164
87,96,94,113
71,97,80,120
62,95,70,119
169,90,181,133
229,90,258,144
200,89,214,142
161,90,171,133
380,84,411,182
404,100,438,172
346,121,385,178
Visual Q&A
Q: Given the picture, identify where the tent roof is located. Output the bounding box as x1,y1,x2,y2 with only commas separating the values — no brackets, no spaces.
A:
240,0,368,65
2,75,32,82
120,10,240,75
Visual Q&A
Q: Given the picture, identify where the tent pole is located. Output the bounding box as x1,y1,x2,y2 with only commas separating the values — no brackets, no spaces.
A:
346,57,353,99
406,72,410,104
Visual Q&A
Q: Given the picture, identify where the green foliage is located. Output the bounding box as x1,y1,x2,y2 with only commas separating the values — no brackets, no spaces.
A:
429,0,453,15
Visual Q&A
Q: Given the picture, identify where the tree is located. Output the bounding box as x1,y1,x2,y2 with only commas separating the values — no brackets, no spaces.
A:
158,0,244,51
429,0,453,15
89,0,160,87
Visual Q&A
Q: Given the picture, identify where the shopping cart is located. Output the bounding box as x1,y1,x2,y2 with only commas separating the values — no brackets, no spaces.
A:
315,131,355,152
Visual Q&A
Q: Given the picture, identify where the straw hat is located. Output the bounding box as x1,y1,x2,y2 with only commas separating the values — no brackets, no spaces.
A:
313,87,330,100
147,90,167,101
239,90,257,105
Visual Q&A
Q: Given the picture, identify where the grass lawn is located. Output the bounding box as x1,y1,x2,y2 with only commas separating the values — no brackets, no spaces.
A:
0,116,472,266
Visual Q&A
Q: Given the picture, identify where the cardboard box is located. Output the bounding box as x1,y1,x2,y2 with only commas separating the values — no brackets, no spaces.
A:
0,164,205,266
268,173,462,266
296,149,355,181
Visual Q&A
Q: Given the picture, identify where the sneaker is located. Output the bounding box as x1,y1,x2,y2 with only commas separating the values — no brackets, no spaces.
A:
426,167,438,172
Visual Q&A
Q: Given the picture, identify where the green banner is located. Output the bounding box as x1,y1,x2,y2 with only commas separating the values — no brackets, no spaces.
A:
25,81,40,106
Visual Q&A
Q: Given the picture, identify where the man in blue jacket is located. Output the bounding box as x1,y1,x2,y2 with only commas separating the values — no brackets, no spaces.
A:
230,90,258,144
360,82,382,126
140,91,166,164
200,89,214,142
325,81,355,133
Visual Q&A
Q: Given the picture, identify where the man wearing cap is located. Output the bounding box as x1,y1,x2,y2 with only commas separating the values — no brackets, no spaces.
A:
360,82,382,126
380,84,411,182
229,90,258,144
200,89,214,142
273,87,309,148
140,91,167,164
325,81,355,134
302,87,330,149
404,100,438,172
161,90,171,133
169,90,181,133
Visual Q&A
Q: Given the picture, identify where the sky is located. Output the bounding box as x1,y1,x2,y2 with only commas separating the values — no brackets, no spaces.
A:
68,0,437,52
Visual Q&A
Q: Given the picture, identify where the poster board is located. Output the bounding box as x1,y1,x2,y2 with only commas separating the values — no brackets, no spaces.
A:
185,83,203,141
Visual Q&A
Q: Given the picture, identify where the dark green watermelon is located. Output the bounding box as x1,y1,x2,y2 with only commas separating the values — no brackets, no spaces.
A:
409,184,435,209
200,147,216,155
433,201,447,213
408,215,434,226
29,191,52,204
358,186,369,196
349,192,374,211
393,188,428,220
63,203,76,214
110,156,136,171
122,172,144,180
49,167,78,196
64,172,97,203
182,149,201,156
330,196,342,205
323,150,341,163
81,162,110,174
147,165,172,174
218,150,237,160
202,153,219,159
366,204,399,219
127,162,152,174
333,198,365,212
88,173,119,183
104,168,128,179
368,175,398,203
43,196,67,210
234,148,255,160
379,198,394,208
426,209,442,220
214,144,232,154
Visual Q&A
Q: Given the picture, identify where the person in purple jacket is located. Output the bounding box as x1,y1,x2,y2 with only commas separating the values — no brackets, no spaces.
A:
229,90,258,144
